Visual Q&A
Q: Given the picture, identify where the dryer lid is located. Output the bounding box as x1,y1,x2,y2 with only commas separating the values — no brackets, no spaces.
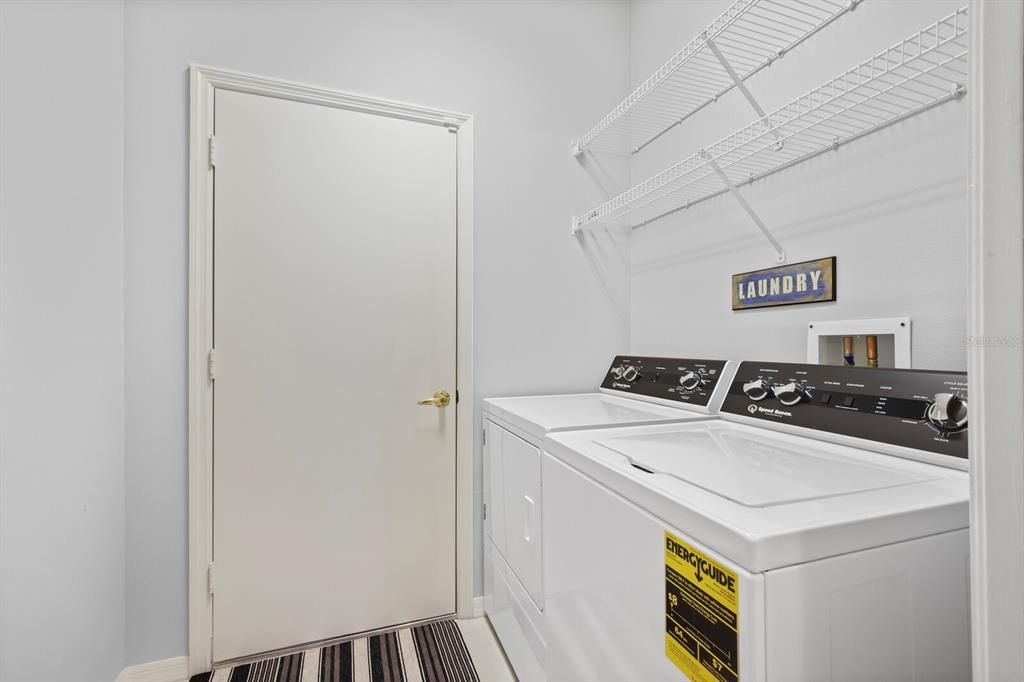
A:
483,393,707,441
597,426,937,508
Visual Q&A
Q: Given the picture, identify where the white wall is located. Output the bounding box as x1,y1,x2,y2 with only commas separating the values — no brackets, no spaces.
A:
2,1,966,672
123,0,630,665
628,0,968,371
0,2,126,681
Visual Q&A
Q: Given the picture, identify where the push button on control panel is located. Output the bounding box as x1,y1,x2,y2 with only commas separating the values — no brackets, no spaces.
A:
840,395,855,408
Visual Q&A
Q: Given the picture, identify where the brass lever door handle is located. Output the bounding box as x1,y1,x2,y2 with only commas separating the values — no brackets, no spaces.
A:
418,390,451,408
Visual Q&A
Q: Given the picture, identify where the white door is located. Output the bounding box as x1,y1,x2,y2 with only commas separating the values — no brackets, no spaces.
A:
211,88,457,662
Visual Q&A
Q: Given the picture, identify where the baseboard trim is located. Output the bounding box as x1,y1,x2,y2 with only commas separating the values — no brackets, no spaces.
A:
116,656,189,682
129,604,483,681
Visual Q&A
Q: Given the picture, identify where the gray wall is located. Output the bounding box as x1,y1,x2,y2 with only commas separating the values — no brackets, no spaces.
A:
0,2,126,681
628,0,968,370
123,0,630,665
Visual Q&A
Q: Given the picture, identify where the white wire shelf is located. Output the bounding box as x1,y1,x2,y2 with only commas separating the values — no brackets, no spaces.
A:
572,6,969,238
571,0,860,157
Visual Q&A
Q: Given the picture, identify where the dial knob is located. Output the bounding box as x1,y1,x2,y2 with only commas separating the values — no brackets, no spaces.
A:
774,381,806,406
678,371,703,392
609,366,625,380
743,379,772,401
926,393,968,432
622,366,639,382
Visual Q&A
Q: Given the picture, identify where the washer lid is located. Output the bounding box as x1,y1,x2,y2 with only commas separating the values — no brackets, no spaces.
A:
484,393,707,441
599,428,936,507
545,420,968,572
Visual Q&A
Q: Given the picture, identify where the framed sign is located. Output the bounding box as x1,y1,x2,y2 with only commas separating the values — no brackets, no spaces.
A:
732,257,836,310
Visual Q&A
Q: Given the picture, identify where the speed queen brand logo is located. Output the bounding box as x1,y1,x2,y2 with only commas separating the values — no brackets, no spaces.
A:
747,404,792,418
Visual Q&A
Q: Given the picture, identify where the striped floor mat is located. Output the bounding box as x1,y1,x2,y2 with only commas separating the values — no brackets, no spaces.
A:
189,619,480,682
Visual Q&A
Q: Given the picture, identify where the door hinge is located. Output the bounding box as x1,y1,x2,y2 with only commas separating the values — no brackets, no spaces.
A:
483,502,487,520
207,349,216,382
455,390,460,404
482,429,487,446
208,135,217,169
207,562,215,596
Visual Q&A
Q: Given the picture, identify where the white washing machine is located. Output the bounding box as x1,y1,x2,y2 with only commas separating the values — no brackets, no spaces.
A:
483,356,739,682
543,360,970,682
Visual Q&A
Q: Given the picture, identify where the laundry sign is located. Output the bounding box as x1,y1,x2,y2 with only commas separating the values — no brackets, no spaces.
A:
732,256,836,310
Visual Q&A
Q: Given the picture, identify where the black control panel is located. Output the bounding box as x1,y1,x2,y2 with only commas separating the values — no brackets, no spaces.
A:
721,361,968,460
601,356,731,407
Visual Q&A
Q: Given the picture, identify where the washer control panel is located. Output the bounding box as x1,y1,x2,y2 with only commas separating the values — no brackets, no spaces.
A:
602,356,732,407
722,361,968,460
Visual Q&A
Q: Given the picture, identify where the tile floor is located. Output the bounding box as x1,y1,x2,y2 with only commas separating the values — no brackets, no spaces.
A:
456,617,515,682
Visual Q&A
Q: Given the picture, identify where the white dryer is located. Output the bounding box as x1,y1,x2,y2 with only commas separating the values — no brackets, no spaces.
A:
543,360,970,682
483,356,738,682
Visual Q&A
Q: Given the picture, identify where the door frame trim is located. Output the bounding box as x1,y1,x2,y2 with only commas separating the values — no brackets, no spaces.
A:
966,2,1024,679
187,65,475,674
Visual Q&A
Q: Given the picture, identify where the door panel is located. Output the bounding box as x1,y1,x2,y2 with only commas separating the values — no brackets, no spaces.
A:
501,429,544,609
212,89,457,661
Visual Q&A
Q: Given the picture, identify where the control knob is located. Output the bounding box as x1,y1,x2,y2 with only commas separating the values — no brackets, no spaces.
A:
609,366,625,380
743,378,772,401
926,393,968,432
774,381,807,406
678,371,703,392
622,366,639,382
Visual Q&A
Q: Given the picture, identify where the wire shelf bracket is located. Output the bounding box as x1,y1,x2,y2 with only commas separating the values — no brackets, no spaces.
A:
706,38,784,149
570,6,970,258
570,0,862,157
706,156,786,262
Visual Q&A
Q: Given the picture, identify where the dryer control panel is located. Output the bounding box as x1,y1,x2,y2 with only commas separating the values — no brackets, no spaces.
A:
601,356,733,408
722,361,968,461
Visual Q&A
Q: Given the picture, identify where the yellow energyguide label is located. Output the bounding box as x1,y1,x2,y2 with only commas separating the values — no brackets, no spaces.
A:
665,531,739,682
